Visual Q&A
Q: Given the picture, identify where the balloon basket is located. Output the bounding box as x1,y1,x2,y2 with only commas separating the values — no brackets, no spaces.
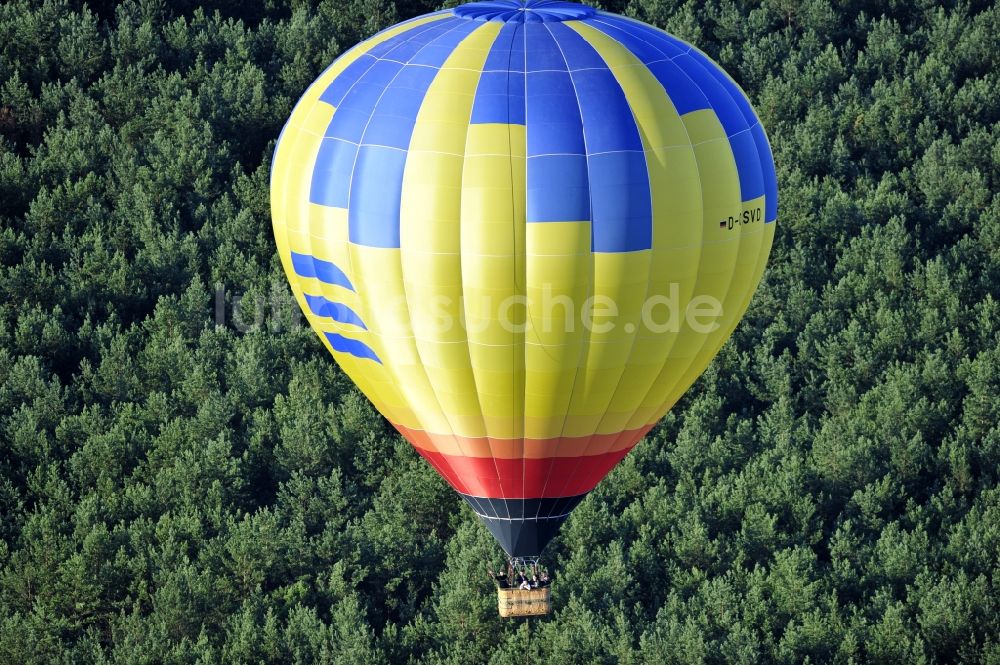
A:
497,586,552,618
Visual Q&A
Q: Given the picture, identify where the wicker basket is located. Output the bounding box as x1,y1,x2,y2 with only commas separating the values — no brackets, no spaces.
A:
497,587,552,617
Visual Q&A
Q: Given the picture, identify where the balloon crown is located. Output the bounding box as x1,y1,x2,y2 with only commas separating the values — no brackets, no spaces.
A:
453,0,596,23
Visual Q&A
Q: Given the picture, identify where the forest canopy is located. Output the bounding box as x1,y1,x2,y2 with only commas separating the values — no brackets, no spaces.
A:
1,0,999,663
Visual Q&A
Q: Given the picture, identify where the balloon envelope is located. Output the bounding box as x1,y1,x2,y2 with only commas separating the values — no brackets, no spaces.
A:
271,0,777,557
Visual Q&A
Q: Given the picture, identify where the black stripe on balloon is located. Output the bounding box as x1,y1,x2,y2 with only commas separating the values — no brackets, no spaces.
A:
461,494,587,520
459,493,589,558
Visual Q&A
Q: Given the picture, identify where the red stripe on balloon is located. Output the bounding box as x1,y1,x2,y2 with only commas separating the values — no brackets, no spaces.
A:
409,446,640,499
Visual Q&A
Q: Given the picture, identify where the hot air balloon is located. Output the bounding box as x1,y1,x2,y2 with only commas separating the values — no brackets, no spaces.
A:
270,0,777,615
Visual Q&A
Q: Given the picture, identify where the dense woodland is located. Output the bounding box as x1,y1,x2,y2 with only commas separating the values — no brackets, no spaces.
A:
1,0,999,662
